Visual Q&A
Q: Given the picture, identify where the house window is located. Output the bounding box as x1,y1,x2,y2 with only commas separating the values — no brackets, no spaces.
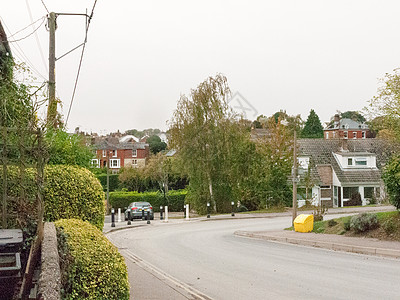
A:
102,150,106,157
109,159,120,168
91,159,100,168
343,187,359,199
112,150,117,157
132,159,137,165
355,158,367,166
348,158,353,166
132,149,137,157
353,132,357,139
362,131,366,139
364,187,374,199
326,132,329,139
333,131,336,138
344,131,348,139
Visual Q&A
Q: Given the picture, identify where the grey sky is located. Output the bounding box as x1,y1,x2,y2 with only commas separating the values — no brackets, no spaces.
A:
2,1,400,134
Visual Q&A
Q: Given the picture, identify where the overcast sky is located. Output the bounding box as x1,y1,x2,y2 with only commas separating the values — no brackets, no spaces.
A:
2,0,400,134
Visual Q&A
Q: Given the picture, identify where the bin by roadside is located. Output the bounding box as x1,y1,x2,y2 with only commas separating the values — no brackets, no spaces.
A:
294,214,314,233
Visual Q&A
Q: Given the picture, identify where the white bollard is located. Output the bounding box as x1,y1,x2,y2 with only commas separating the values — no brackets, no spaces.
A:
164,205,169,222
185,203,189,220
117,208,121,222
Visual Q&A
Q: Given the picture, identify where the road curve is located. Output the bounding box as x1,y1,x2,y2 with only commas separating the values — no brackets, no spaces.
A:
108,217,400,300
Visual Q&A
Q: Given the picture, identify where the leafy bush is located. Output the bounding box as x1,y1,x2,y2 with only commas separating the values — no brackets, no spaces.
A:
45,165,105,230
96,174,120,192
350,213,379,233
0,165,105,230
382,218,396,235
328,219,338,227
343,219,351,231
109,190,187,212
383,155,400,209
55,219,129,300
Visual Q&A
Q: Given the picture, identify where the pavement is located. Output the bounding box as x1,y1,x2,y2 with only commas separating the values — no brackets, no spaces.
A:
104,205,400,300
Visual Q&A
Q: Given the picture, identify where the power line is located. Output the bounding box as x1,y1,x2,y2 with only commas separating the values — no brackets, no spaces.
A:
0,16,47,81
8,16,44,38
25,0,48,72
8,17,46,43
39,0,50,14
65,0,98,125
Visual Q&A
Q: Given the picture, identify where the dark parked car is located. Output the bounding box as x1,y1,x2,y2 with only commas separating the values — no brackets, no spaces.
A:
125,202,154,220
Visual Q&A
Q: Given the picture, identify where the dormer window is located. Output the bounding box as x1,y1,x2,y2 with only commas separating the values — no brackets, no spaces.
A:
344,131,348,139
348,158,353,166
355,158,367,166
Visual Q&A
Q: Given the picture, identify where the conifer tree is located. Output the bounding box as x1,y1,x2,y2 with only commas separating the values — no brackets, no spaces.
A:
301,109,324,138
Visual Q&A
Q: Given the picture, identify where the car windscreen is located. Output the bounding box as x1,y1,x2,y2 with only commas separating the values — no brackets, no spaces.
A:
136,202,150,207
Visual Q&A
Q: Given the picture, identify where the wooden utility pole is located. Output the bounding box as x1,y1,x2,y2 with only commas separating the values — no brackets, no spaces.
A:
47,12,57,127
292,130,298,225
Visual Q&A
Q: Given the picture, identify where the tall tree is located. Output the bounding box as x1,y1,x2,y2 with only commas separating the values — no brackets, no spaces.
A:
301,109,324,138
169,74,247,213
147,135,167,154
366,69,400,141
340,111,366,123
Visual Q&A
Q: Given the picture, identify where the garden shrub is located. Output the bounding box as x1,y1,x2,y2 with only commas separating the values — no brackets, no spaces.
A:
350,213,379,233
328,219,337,227
0,165,105,230
55,219,129,300
109,190,187,212
343,219,351,231
96,173,120,192
382,218,396,235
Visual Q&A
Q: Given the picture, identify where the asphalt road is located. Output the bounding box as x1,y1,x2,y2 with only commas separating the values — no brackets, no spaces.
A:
108,216,400,300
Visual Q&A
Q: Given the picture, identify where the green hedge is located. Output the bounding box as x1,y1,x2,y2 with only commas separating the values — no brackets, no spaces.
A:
0,165,105,230
45,165,105,230
55,219,129,300
96,174,120,192
109,190,188,212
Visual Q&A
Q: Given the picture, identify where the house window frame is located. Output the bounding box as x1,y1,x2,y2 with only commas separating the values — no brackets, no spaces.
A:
362,131,366,139
355,157,367,166
132,159,137,166
112,150,117,157
91,159,100,168
109,159,120,168
325,132,329,139
132,149,137,157
348,158,353,166
102,150,106,157
343,131,348,139
353,132,357,139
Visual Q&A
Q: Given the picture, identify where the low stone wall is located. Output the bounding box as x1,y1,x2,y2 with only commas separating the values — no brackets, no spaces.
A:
37,222,61,300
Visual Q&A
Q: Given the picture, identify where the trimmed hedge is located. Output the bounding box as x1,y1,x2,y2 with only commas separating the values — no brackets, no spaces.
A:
0,165,105,230
55,219,129,300
96,174,120,192
109,190,188,212
45,165,105,230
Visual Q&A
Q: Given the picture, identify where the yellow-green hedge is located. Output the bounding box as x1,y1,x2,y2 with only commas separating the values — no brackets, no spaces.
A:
0,165,105,230
55,219,129,300
44,165,105,230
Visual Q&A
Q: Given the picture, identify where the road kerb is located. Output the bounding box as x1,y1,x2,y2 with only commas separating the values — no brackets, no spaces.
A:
234,231,400,259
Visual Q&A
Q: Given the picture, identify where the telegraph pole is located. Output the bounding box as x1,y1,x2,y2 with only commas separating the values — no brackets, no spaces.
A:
47,12,57,127
292,130,298,225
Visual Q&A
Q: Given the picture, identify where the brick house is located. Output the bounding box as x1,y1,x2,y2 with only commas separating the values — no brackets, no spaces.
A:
297,138,396,208
324,114,374,140
92,140,150,171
